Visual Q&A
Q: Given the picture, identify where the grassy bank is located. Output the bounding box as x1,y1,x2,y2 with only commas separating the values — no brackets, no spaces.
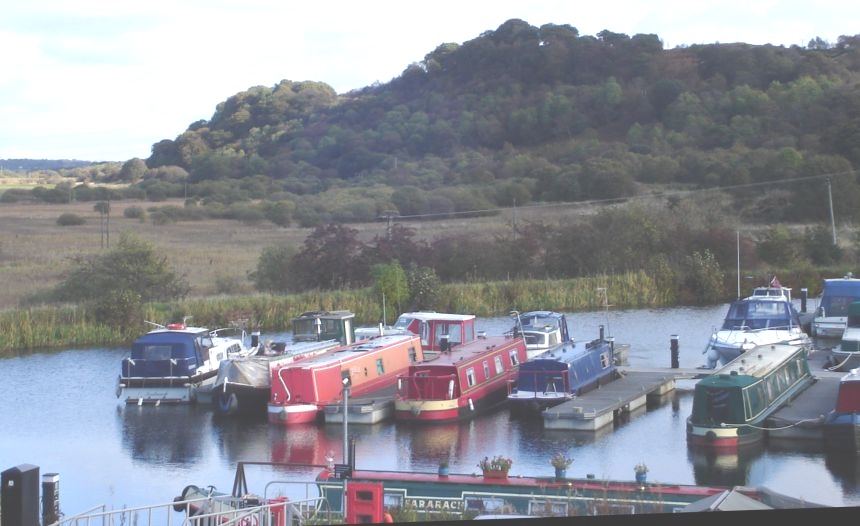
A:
0,272,672,355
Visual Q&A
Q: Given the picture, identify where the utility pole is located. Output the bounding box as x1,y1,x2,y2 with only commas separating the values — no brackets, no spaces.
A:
826,177,837,245
378,211,399,241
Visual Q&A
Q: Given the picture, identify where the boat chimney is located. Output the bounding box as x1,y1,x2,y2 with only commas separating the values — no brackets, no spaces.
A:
800,288,808,313
251,331,260,348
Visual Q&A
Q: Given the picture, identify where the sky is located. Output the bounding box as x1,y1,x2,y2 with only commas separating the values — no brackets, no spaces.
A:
1,1,858,163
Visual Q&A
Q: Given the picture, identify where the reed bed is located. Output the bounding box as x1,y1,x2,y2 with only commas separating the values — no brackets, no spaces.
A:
0,272,678,355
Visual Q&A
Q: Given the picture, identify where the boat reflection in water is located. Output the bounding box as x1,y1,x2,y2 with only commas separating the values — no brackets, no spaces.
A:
688,442,764,487
117,404,211,466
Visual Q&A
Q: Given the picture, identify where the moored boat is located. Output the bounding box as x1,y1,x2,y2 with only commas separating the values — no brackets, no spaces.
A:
212,310,356,417
355,311,477,355
812,272,860,339
393,332,527,423
828,301,860,372
821,368,860,455
687,342,815,450
509,310,572,359
702,278,811,369
116,320,257,405
507,333,617,415
267,332,424,425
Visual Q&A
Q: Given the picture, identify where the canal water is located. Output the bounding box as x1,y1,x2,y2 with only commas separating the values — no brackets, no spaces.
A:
1,304,859,519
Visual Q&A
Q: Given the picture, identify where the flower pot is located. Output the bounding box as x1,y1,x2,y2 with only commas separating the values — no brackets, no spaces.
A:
554,467,567,480
482,469,508,479
635,472,647,483
438,466,449,477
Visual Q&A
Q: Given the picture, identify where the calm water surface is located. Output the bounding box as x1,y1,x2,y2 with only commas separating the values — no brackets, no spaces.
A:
1,304,859,518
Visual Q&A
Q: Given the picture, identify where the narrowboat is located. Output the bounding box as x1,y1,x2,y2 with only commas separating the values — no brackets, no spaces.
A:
703,279,810,369
828,301,860,372
687,342,815,450
267,332,423,425
507,335,617,415
393,332,527,423
116,321,257,405
509,310,573,359
821,368,860,455
212,310,356,417
812,272,860,339
174,459,823,524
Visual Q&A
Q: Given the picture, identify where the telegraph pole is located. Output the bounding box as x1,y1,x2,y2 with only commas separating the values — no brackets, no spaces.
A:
826,177,837,245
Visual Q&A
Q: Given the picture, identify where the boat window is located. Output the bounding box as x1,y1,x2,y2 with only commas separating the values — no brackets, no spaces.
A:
548,333,560,346
588,502,635,515
464,496,505,513
420,321,430,347
600,352,610,368
408,346,418,362
376,358,385,376
510,350,519,366
383,493,404,509
528,499,568,517
466,368,476,387
483,361,490,379
493,356,503,375
141,345,172,361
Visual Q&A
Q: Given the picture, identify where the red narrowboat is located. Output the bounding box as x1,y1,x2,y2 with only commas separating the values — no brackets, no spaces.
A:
268,333,423,425
394,332,527,423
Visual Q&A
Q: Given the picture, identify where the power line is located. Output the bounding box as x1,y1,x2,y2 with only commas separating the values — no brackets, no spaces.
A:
391,171,853,222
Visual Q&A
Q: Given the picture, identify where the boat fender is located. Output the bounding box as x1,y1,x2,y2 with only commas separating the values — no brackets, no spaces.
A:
410,404,421,416
217,392,239,415
448,379,454,399
705,430,717,442
173,484,200,512
468,398,474,411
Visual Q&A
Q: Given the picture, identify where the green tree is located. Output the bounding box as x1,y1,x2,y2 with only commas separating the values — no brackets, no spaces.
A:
371,262,409,324
249,245,296,292
52,233,190,329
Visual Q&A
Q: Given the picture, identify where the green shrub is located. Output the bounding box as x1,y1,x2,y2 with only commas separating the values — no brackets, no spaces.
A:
56,213,86,226
123,206,146,221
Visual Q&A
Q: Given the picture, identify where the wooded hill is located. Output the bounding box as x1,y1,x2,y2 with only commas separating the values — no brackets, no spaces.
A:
131,19,860,225
6,19,860,228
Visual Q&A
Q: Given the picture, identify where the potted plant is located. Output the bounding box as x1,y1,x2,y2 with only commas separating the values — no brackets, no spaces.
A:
438,458,450,477
551,452,573,479
477,455,513,479
634,462,648,483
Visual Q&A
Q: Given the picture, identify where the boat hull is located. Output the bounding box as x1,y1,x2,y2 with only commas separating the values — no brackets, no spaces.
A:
822,412,860,455
267,403,321,425
117,372,218,405
394,384,509,423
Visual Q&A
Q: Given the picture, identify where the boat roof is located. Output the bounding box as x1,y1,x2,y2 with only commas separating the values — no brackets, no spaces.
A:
286,333,418,368
293,310,355,320
704,343,805,381
396,312,476,322
417,334,520,367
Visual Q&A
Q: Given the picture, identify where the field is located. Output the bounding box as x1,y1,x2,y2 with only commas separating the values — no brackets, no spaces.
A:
0,198,543,311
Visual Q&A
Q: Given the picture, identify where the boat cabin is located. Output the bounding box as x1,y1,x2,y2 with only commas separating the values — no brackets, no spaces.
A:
389,312,476,353
291,310,355,345
813,273,860,338
124,327,233,378
720,297,801,331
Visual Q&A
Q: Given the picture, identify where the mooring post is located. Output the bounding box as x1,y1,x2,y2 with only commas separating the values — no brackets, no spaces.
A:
42,473,60,526
670,335,679,369
800,288,808,313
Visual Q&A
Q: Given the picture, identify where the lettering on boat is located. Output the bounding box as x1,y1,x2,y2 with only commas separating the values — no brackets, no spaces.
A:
404,497,461,510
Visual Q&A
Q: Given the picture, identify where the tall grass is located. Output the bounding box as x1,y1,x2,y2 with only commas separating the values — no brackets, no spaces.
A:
0,272,678,355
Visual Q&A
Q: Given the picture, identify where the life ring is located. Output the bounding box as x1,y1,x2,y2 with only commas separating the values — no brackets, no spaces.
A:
166,323,186,330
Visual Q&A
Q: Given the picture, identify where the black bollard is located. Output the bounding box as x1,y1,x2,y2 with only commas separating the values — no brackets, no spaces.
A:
42,473,60,526
599,325,605,341
670,335,679,369
801,288,808,313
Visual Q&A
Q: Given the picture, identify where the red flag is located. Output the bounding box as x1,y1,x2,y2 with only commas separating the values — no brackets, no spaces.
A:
770,276,782,288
